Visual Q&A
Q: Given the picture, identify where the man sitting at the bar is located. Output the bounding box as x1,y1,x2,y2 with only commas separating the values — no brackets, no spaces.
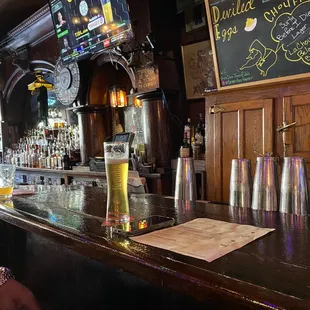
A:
0,267,40,309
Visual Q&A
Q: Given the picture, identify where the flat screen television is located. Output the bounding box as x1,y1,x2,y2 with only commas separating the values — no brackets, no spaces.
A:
49,0,133,64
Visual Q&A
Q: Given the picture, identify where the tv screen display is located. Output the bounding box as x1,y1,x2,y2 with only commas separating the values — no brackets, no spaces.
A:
49,0,133,63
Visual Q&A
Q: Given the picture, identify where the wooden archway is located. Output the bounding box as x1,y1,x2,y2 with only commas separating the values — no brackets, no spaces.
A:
3,60,55,105
93,50,136,89
88,51,136,106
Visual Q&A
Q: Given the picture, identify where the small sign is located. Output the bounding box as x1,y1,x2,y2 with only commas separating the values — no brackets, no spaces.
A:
136,66,159,92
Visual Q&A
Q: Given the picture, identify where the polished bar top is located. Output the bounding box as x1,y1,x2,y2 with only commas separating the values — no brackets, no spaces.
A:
0,186,309,309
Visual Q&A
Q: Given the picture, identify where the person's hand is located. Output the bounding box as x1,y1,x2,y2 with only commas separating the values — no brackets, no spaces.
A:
0,279,40,310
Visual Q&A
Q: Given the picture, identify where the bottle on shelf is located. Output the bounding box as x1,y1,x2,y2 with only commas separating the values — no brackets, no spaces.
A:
184,118,195,146
46,145,52,169
195,113,205,154
184,118,195,157
4,119,80,171
24,145,29,167
55,148,60,170
180,132,190,158
39,146,46,169
51,145,56,170
30,147,37,168
63,148,71,170
17,148,23,167
28,148,32,168
11,151,17,166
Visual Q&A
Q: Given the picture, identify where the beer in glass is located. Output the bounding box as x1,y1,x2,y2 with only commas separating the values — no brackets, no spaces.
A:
0,164,15,199
104,142,129,224
101,0,114,24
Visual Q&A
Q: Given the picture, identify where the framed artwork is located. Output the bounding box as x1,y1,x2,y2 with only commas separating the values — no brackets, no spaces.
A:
185,3,206,33
181,40,217,100
177,0,204,13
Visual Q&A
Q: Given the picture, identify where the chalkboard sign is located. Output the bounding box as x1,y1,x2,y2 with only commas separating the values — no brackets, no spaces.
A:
205,0,310,89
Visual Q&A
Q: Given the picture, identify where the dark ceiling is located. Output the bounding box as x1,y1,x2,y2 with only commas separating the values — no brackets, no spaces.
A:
0,0,47,40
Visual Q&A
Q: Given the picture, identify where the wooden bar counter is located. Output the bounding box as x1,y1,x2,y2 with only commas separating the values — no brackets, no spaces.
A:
0,186,309,309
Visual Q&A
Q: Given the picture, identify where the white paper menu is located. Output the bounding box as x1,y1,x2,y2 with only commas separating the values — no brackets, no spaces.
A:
131,218,275,262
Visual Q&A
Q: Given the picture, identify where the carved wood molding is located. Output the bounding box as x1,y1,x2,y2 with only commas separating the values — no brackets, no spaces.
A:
3,68,23,101
0,4,54,51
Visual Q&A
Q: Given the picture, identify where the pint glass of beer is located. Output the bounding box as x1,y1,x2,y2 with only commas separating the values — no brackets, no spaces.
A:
104,142,130,224
0,164,15,199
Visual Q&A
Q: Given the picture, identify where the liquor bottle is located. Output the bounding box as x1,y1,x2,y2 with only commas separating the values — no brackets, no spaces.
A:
63,148,70,170
50,146,55,170
56,148,63,170
58,111,65,128
17,148,23,167
195,125,203,147
184,118,194,144
31,148,38,168
24,145,29,167
39,146,46,169
34,147,39,168
180,132,190,158
53,109,59,129
28,149,33,168
11,151,17,166
46,146,51,169
196,113,205,153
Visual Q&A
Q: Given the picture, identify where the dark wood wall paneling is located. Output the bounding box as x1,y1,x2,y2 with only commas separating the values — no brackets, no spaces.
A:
205,79,310,203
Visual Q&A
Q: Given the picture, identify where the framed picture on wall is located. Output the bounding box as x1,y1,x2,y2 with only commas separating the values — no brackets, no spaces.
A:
181,40,217,100
184,3,206,33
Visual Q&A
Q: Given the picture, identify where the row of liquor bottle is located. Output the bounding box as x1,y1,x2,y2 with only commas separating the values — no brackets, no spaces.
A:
181,113,205,158
5,125,80,170
6,144,79,170
21,124,80,149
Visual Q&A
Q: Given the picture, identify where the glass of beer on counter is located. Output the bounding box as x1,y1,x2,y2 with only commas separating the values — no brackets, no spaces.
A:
0,164,16,199
104,142,130,224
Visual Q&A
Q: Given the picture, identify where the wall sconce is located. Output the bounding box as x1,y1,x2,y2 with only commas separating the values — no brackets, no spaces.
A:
133,97,143,108
109,85,128,108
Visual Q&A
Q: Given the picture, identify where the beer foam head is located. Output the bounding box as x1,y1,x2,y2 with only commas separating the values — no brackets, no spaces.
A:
105,158,128,164
104,142,129,162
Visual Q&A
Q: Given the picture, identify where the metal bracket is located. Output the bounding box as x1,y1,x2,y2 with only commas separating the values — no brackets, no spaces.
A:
209,105,226,114
277,121,297,133
254,150,274,157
